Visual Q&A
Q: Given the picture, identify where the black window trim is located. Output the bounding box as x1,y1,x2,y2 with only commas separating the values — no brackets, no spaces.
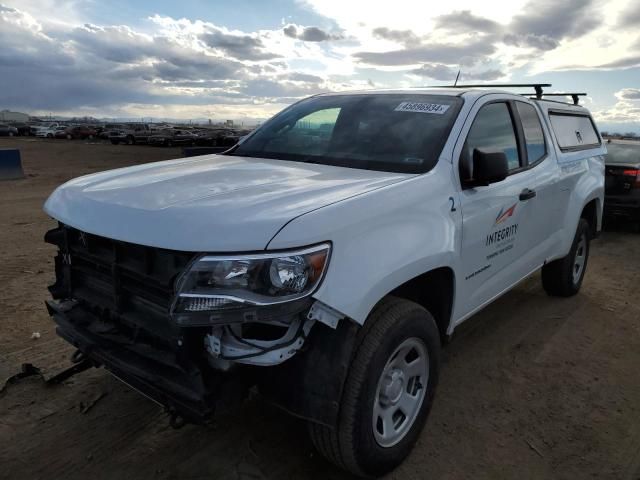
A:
460,99,549,188
513,100,549,168
547,109,602,153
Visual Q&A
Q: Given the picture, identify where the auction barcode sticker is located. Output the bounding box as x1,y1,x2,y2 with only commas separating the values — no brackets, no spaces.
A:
394,102,450,114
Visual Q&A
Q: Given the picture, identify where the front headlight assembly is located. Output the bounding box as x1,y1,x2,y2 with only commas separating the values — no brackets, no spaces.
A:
171,243,331,326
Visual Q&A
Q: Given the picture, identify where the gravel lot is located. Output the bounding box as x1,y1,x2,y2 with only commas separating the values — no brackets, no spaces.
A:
0,137,639,480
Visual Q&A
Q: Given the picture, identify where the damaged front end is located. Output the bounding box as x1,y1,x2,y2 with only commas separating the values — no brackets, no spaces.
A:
44,224,343,425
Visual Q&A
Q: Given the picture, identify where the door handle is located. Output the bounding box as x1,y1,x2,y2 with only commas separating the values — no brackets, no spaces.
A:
519,188,537,201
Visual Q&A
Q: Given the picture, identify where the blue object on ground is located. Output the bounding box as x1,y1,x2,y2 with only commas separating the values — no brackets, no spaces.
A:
0,149,24,180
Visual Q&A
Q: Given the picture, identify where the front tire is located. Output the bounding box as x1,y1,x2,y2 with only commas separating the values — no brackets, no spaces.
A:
308,297,440,477
542,218,590,297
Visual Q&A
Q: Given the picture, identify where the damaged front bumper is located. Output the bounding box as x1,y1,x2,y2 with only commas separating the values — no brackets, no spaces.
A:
46,299,230,423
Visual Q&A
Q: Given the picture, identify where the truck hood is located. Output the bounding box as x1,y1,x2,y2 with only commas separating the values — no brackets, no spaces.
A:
44,154,412,251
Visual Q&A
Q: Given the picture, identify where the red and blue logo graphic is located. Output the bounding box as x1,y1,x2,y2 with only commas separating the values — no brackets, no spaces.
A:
495,203,517,225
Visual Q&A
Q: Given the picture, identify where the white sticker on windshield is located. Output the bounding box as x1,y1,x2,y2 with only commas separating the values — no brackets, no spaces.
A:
394,102,450,114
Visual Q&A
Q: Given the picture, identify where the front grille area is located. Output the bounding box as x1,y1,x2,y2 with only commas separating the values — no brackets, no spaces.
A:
45,224,195,341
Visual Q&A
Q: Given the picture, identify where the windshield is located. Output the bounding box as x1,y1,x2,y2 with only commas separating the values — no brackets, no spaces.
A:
229,94,463,173
606,142,640,165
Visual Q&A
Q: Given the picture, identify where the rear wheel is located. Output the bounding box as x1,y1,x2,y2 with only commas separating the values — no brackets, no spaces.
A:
126,135,135,145
110,139,119,145
308,297,440,477
8,131,14,137
542,218,590,296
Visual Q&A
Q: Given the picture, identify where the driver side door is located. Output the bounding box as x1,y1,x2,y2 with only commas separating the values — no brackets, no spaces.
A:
454,98,542,322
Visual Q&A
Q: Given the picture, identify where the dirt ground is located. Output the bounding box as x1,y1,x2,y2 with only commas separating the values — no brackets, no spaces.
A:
0,137,639,480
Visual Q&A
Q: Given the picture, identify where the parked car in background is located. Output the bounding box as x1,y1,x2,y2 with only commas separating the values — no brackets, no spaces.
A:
194,128,235,146
32,122,61,137
0,124,19,136
11,123,31,136
604,139,640,226
97,124,122,139
109,124,152,145
36,126,67,138
148,128,198,146
55,126,97,140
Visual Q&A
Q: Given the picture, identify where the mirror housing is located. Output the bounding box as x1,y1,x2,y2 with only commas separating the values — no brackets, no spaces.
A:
471,149,509,186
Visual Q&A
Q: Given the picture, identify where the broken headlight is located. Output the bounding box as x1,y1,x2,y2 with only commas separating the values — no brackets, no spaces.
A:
173,243,331,316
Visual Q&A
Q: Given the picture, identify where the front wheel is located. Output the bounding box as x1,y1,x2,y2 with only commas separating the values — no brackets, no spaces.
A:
542,218,590,297
308,297,440,477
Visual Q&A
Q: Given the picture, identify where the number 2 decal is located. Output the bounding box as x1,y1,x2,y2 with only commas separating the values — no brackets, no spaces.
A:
449,196,457,212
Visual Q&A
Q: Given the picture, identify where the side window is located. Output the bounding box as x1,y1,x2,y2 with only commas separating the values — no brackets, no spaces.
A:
516,102,546,164
463,102,520,175
264,108,341,156
549,113,600,150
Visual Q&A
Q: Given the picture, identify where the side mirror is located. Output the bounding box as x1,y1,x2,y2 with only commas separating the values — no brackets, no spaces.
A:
472,148,509,185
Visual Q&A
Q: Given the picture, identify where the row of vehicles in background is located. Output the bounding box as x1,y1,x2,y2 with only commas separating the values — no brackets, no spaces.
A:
0,121,250,148
107,123,248,147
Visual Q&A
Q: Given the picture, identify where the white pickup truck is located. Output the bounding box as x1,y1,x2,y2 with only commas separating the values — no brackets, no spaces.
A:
44,85,605,477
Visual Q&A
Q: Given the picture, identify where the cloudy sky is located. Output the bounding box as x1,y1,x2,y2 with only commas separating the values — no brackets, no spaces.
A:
1,0,639,131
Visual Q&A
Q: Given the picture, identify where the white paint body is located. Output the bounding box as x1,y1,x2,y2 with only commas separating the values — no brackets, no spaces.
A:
44,89,606,335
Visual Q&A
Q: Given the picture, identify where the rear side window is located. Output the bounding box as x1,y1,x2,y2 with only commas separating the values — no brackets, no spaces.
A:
464,102,520,171
549,113,600,151
516,102,546,164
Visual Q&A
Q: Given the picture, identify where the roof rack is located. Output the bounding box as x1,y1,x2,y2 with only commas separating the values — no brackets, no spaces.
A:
426,83,586,105
430,83,551,98
532,92,586,105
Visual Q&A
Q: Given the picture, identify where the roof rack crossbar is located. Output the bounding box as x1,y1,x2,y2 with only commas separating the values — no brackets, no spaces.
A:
535,93,587,105
427,83,552,98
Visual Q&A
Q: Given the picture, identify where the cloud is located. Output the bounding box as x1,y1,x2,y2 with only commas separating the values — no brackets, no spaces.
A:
0,0,636,122
283,24,343,42
70,24,155,63
240,78,325,98
616,88,640,100
596,55,640,69
200,26,281,61
592,87,640,125
433,10,501,34
505,0,602,50
0,5,326,115
410,63,503,81
617,2,640,28
372,27,420,46
354,40,496,66
281,72,325,83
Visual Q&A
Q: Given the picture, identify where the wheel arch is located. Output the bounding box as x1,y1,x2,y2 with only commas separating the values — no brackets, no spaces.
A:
386,266,455,341
580,197,600,239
